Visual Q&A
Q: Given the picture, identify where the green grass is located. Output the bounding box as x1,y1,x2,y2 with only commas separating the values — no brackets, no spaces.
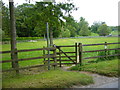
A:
2,69,93,88
1,37,119,70
70,59,118,77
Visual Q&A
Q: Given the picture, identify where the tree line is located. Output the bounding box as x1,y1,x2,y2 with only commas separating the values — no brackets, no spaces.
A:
1,1,118,40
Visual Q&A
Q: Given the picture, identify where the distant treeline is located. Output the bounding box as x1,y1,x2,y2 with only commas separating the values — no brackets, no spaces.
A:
1,1,118,40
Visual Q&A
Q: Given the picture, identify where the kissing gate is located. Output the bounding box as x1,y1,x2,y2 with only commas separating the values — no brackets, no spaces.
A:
43,43,82,69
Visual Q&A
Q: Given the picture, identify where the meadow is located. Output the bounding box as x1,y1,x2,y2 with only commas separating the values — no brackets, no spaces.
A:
1,37,119,70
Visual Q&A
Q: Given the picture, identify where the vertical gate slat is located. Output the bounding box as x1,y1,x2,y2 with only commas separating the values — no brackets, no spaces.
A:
79,43,82,66
75,43,77,65
59,47,62,67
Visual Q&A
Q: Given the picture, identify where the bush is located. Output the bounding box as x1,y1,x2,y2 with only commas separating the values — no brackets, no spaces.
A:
96,50,117,62
115,49,120,59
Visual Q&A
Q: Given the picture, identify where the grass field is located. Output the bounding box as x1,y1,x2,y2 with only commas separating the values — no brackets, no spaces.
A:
2,68,93,88
1,37,119,70
70,59,118,77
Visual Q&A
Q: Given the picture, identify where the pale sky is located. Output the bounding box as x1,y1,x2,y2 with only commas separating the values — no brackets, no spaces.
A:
3,0,120,26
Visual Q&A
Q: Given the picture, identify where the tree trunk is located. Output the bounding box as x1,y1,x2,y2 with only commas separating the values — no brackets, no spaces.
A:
9,0,19,72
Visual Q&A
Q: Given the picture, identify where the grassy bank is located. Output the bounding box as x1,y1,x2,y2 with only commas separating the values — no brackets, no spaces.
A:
70,59,118,77
2,69,93,88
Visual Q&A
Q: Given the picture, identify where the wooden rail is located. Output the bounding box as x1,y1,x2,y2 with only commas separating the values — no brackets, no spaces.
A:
81,42,120,62
1,42,120,73
83,42,120,46
83,54,120,60
0,47,56,54
83,48,120,53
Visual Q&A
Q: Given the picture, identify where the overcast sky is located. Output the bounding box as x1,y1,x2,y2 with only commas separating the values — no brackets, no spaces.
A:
3,0,120,26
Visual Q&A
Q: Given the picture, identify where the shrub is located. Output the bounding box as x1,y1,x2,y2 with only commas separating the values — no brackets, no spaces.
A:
115,49,120,59
96,50,117,62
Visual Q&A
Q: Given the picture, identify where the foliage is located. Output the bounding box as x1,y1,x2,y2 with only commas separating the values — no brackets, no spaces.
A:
96,50,116,62
70,59,118,77
90,32,99,36
2,0,116,38
2,1,77,39
78,17,91,36
97,24,112,36
3,69,93,88
91,21,105,33
64,16,78,37
15,3,36,37
2,1,10,38
115,49,120,59
61,28,71,37
79,24,91,36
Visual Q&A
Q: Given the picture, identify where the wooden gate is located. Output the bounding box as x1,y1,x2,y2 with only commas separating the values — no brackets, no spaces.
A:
43,43,78,67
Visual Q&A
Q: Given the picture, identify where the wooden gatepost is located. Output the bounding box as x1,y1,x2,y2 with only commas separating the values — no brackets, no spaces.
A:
43,45,57,70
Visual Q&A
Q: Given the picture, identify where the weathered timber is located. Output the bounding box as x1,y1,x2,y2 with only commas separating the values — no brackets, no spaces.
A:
78,43,82,66
0,47,56,54
83,42,120,46
83,48,120,53
75,43,77,65
56,47,76,63
56,45,75,47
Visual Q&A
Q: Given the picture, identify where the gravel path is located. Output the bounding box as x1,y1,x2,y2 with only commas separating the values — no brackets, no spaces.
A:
61,66,119,88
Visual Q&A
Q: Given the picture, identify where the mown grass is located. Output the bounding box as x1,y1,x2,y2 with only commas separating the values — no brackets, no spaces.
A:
2,69,93,88
70,59,118,77
1,37,119,70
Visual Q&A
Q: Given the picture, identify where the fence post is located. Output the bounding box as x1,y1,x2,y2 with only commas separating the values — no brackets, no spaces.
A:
75,43,77,65
53,45,57,69
78,43,82,66
59,47,62,67
43,46,46,64
13,48,19,73
104,42,108,59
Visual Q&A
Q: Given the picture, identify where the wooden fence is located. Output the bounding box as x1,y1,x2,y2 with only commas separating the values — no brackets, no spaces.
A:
0,42,120,73
78,42,120,65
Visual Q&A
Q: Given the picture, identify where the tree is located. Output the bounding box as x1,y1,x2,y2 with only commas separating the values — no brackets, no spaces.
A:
32,2,77,45
79,24,91,36
61,28,70,37
15,3,36,37
91,21,106,33
64,16,78,37
97,24,112,36
2,1,10,37
78,17,91,36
